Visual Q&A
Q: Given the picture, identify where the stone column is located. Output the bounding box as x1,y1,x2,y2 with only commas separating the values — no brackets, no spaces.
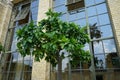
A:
0,1,13,80
32,0,52,80
0,1,13,45
106,1,120,80
107,0,120,54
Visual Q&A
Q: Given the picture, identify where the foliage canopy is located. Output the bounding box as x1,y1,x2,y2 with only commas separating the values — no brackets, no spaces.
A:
16,9,91,67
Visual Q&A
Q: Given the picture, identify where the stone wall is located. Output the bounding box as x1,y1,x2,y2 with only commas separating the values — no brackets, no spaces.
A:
0,1,12,46
0,2,7,44
107,0,120,54
0,1,13,80
32,0,120,80
32,0,52,80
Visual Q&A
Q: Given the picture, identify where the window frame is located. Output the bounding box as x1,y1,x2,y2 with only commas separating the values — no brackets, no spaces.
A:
66,0,85,11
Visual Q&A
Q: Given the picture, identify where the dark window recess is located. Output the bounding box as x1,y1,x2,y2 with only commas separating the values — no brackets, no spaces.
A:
18,13,29,25
66,0,85,11
15,3,30,25
96,75,103,80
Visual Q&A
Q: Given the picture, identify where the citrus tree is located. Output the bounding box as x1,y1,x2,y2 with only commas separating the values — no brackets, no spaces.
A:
16,9,91,80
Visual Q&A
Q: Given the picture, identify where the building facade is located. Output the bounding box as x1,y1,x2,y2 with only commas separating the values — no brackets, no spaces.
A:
0,0,120,80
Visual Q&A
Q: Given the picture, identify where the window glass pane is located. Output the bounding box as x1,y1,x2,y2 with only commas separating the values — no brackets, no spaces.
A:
54,0,65,7
89,16,99,26
93,41,104,54
12,28,17,40
85,0,95,7
103,39,117,53
24,56,33,66
11,41,17,51
84,43,90,51
54,5,67,13
90,25,101,39
96,3,107,14
60,13,67,21
95,54,105,69
74,19,86,27
31,7,38,15
23,72,31,80
31,0,38,7
95,0,105,4
76,11,85,19
87,6,96,17
105,53,118,68
32,15,37,21
98,14,110,25
12,52,19,62
14,62,23,80
15,6,30,21
31,0,39,21
68,13,77,21
100,25,113,38
11,27,21,51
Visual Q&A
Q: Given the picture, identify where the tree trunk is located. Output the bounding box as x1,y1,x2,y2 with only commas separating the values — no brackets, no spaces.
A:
57,56,62,80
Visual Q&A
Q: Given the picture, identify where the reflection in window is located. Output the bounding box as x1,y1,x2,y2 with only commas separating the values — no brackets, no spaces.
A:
105,52,118,68
68,13,77,21
93,41,104,54
31,0,39,21
10,24,33,80
84,43,90,51
90,23,101,39
87,6,96,17
103,39,116,53
15,3,30,25
100,25,113,38
85,0,95,7
89,17,99,26
98,14,110,25
95,55,105,69
60,13,67,21
1,0,40,80
54,5,67,13
95,0,105,4
54,0,65,7
76,11,85,19
74,19,86,27
96,3,107,14
2,1,39,79
52,0,119,80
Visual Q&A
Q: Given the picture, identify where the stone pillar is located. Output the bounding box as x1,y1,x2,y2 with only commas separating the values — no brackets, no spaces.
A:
0,2,7,43
32,0,52,80
0,1,13,80
0,1,13,45
107,0,120,54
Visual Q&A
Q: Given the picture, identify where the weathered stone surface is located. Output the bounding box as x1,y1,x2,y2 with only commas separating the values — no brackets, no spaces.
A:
32,0,52,80
0,2,12,45
107,0,120,54
0,2,6,44
0,1,12,80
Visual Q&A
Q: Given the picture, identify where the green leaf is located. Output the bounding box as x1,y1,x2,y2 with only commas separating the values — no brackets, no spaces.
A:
16,9,91,67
